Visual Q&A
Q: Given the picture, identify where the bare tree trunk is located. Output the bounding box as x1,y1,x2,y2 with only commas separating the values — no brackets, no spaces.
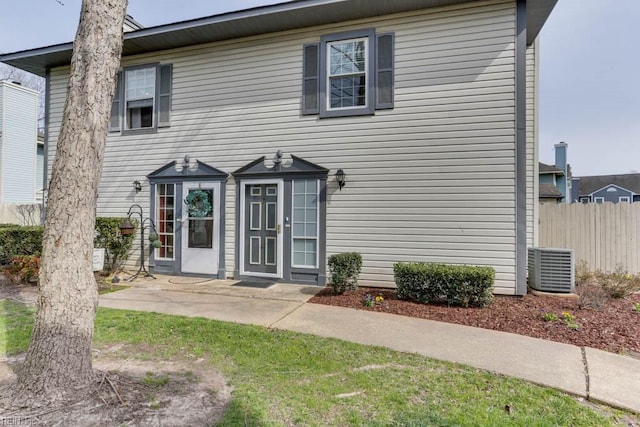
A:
11,0,128,407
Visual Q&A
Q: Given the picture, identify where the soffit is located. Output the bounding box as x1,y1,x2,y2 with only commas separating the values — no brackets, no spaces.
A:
0,0,556,77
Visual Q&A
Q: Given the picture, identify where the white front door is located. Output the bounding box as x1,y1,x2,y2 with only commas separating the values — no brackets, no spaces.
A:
181,182,220,275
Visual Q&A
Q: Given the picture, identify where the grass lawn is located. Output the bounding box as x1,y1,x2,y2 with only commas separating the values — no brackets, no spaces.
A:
0,300,633,426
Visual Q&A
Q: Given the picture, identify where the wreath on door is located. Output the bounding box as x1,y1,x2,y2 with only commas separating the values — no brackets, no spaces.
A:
185,190,211,217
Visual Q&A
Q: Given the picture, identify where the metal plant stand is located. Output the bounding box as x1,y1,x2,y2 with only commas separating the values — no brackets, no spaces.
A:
120,204,158,282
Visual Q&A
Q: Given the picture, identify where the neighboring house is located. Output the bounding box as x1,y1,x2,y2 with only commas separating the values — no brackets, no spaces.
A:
36,133,44,203
538,142,570,203
0,0,557,295
0,80,38,204
571,174,640,204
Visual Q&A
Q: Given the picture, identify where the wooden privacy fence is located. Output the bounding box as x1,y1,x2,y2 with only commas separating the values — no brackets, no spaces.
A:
539,203,640,274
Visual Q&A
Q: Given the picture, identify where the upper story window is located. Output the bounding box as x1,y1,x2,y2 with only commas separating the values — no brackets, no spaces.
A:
109,63,173,134
302,28,394,118
327,38,367,110
125,67,155,129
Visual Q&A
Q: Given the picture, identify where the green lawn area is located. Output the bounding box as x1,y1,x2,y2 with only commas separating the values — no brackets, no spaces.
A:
0,300,632,426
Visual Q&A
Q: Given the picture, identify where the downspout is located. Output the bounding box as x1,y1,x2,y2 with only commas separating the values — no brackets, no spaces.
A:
515,0,528,295
42,69,51,224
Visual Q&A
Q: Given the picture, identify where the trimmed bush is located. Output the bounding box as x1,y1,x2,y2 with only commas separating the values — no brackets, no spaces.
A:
394,262,495,308
94,217,136,274
394,262,443,303
328,252,363,294
0,225,43,265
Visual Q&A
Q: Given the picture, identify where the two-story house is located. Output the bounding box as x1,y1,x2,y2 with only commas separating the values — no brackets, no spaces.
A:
0,0,557,295
572,174,640,204
538,141,571,203
0,80,39,204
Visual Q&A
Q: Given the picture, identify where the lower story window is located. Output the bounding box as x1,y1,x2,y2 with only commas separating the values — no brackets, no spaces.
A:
155,183,175,259
292,179,318,268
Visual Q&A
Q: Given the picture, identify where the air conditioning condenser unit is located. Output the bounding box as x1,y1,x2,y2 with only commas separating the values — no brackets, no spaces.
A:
527,247,575,293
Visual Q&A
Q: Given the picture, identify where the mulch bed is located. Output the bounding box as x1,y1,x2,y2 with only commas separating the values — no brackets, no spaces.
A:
309,287,640,356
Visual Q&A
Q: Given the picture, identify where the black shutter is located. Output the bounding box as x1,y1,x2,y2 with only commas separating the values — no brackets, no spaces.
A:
158,64,172,128
302,43,320,115
375,33,394,110
108,71,122,132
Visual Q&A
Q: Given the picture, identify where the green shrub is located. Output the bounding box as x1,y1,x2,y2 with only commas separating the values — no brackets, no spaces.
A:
328,252,363,294
0,226,43,265
394,262,495,308
94,217,136,274
393,262,443,303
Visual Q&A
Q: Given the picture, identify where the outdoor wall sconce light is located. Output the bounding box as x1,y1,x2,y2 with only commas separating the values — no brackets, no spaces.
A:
335,169,346,190
118,204,158,281
174,154,199,173
132,180,142,193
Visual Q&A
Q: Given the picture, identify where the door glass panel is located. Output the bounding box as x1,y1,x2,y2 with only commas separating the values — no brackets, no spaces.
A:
293,208,305,222
293,223,305,236
306,223,317,236
294,180,305,193
292,179,318,268
293,251,306,266
155,183,175,260
188,219,213,248
266,185,277,196
294,195,305,208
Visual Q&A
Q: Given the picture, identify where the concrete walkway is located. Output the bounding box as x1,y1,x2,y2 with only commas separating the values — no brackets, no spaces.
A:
99,276,640,414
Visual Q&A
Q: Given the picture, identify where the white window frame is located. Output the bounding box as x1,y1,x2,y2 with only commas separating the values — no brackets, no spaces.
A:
124,66,157,130
594,197,605,204
291,179,319,269
579,197,590,204
326,37,369,112
619,196,630,203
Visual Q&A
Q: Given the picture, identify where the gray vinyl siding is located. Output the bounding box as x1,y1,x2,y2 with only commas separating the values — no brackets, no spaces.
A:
526,40,538,247
47,0,524,293
0,83,38,203
591,186,633,203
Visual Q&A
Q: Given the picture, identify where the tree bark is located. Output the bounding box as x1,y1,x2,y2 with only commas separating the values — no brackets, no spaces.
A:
11,0,128,407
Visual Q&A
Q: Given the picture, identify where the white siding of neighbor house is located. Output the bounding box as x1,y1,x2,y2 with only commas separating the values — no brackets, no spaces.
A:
0,89,3,198
47,0,525,294
0,82,38,204
526,41,539,248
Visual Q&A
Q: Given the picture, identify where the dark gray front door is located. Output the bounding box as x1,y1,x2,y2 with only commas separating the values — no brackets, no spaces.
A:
244,184,278,274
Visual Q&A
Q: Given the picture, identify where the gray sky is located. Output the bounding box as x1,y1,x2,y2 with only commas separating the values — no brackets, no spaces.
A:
1,0,638,177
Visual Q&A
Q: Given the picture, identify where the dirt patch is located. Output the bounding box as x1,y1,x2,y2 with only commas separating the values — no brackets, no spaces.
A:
310,287,640,356
0,276,37,304
0,275,233,426
1,352,231,426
